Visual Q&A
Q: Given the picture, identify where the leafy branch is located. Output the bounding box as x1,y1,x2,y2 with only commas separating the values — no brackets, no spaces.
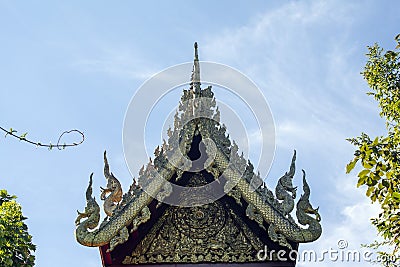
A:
0,126,84,150
0,189,36,267
347,34,400,266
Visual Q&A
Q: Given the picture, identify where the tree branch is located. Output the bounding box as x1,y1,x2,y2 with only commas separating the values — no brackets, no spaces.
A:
0,126,84,150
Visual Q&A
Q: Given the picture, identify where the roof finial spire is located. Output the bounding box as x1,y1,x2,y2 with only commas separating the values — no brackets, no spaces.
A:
191,42,201,95
194,42,199,60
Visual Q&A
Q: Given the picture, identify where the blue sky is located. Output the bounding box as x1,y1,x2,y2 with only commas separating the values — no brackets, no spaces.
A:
1,1,399,266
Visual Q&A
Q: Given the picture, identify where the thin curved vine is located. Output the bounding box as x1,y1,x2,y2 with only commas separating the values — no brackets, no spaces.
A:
0,126,84,150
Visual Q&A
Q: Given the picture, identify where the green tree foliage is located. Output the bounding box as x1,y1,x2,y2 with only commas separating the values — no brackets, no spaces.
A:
347,35,400,266
0,189,36,267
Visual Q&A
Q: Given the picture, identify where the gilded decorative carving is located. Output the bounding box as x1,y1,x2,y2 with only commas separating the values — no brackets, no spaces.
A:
108,226,129,252
123,196,264,264
156,182,172,208
131,206,151,232
226,185,242,205
246,203,265,230
267,223,292,249
173,202,226,239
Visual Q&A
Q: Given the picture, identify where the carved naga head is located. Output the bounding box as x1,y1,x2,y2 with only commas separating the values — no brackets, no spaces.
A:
298,170,321,222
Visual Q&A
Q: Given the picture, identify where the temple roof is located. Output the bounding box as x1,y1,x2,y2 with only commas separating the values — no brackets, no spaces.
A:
75,43,322,265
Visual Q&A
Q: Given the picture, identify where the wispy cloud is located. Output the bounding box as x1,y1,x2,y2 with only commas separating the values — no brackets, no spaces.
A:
202,0,375,154
201,1,385,263
73,46,158,80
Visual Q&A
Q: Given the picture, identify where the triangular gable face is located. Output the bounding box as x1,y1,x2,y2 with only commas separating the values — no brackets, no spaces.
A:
124,172,270,264
126,202,262,264
75,43,322,266
104,170,297,266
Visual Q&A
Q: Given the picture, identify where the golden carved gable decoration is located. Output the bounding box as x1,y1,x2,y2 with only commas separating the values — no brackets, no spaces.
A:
124,191,265,264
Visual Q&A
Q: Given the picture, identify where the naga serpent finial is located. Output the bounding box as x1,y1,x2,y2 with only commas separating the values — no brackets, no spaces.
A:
100,151,123,217
75,173,100,230
297,170,321,226
275,150,297,216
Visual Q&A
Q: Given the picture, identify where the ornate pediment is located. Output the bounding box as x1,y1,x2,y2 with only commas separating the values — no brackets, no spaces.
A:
123,174,266,264
74,43,322,266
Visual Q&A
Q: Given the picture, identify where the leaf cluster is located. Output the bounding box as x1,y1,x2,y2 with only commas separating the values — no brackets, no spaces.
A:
346,35,400,266
0,190,35,267
364,35,400,126
347,35,400,264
